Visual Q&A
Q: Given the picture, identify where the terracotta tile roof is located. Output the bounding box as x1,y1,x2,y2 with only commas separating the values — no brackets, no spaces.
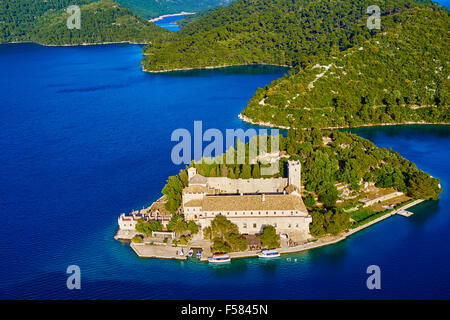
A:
184,199,203,207
202,194,307,212
189,174,207,185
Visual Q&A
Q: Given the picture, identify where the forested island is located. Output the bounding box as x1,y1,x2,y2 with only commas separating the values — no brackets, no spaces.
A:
142,0,448,129
158,129,441,243
115,0,233,19
0,0,168,45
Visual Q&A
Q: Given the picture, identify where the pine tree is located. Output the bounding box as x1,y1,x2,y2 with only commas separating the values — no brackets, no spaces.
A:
240,164,251,179
252,163,261,178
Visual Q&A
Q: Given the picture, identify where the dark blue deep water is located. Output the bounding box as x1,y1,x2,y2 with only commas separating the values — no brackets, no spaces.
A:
0,43,449,299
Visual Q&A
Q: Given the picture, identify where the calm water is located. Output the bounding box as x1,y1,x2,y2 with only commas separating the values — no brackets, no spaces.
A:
154,14,187,32
0,43,449,299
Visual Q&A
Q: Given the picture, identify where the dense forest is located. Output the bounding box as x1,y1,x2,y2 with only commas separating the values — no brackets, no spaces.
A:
116,0,234,19
242,5,449,128
175,7,221,28
161,130,441,235
142,0,438,71
0,0,168,45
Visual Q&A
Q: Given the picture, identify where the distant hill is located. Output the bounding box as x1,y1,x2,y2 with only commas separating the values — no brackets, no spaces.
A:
0,0,169,45
241,6,449,129
115,0,234,19
175,7,221,28
141,0,448,129
142,0,436,72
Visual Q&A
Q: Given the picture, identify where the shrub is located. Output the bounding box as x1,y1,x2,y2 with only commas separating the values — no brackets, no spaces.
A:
131,235,143,243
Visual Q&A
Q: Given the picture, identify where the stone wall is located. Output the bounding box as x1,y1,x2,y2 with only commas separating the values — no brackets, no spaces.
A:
206,177,288,193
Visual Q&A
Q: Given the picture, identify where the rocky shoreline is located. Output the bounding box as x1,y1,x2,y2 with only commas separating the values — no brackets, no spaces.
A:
238,113,450,131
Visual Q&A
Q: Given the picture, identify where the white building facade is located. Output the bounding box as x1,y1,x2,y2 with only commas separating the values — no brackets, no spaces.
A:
183,161,312,241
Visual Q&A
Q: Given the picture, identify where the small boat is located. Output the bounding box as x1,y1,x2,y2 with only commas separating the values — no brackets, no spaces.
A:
207,253,231,263
187,249,194,257
257,249,280,258
196,251,202,258
179,249,184,256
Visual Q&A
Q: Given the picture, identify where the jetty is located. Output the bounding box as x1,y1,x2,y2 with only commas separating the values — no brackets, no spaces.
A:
131,242,187,260
397,209,414,217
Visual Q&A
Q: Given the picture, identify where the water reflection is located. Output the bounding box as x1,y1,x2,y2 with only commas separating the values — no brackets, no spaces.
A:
149,65,290,78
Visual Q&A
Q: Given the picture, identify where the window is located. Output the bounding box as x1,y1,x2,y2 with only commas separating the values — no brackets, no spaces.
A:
205,213,207,217
243,223,247,228
296,224,299,228
253,223,257,228
288,224,291,228
274,223,277,227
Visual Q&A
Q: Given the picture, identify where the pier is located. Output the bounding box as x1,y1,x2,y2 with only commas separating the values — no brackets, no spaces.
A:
397,209,414,217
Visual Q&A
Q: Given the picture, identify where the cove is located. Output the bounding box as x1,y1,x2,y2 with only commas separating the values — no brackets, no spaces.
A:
0,43,448,299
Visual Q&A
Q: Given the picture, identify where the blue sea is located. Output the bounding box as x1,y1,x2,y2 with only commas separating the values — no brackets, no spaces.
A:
0,43,449,299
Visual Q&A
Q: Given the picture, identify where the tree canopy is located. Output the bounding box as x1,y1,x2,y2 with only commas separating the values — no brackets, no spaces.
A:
258,225,280,249
0,0,169,45
242,5,449,129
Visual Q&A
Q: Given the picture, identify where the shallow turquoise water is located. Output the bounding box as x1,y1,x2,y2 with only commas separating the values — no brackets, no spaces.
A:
0,43,448,299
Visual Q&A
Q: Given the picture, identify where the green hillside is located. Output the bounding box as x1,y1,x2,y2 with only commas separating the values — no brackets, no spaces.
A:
241,6,449,129
175,7,221,28
115,0,234,19
0,0,169,45
142,0,434,71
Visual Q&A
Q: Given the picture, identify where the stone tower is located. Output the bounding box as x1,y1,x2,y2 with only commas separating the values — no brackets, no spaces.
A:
187,167,197,183
288,160,301,191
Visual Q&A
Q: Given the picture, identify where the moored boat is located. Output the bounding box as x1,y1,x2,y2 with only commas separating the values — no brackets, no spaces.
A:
207,253,231,263
187,249,194,257
257,249,280,258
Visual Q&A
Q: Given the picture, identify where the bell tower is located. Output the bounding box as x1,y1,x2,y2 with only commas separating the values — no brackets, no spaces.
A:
187,167,197,183
288,160,301,191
